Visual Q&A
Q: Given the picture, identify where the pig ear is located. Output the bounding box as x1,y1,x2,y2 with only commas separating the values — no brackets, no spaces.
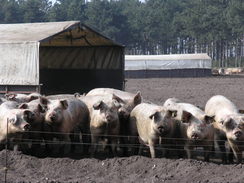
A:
239,109,244,114
204,115,215,124
197,106,204,111
166,110,177,118
18,103,28,109
93,101,104,110
181,111,192,123
112,94,125,104
60,100,68,110
219,119,225,125
5,93,16,100
29,95,39,102
74,92,80,98
37,104,45,113
7,116,17,124
39,97,49,105
149,111,161,122
134,92,142,105
113,99,122,109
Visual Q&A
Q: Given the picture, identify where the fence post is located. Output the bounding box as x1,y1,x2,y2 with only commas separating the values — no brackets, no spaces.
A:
4,119,9,183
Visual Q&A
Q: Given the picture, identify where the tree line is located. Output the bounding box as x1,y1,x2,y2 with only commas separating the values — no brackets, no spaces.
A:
0,0,243,67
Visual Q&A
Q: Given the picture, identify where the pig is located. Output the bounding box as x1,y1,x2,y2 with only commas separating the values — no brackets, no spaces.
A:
0,97,7,105
129,103,178,158
46,94,77,100
86,88,142,155
86,88,142,120
17,99,51,155
0,101,32,151
205,95,244,163
78,95,121,156
40,97,90,155
164,98,215,161
5,93,41,103
87,88,138,100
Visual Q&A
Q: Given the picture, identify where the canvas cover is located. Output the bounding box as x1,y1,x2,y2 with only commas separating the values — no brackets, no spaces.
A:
125,54,211,70
0,42,39,85
0,21,123,86
39,46,122,69
0,21,79,43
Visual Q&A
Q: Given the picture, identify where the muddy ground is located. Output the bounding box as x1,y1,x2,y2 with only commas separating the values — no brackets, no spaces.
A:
1,75,244,183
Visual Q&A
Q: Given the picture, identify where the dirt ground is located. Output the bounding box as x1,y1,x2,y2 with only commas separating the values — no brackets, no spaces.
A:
1,75,244,183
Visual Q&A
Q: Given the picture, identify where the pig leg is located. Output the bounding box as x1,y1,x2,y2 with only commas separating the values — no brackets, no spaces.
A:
70,129,80,154
0,142,5,150
128,136,139,156
81,129,91,155
30,132,42,156
104,137,118,157
228,148,234,163
59,134,71,156
148,140,156,158
228,141,242,163
216,137,227,163
185,143,194,159
90,134,99,157
138,143,144,156
203,146,212,162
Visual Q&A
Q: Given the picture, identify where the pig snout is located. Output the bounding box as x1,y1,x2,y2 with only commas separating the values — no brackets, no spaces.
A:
48,113,57,122
24,123,31,131
191,132,200,140
119,109,129,119
158,126,165,132
157,126,167,135
234,130,242,138
106,114,113,122
19,122,30,131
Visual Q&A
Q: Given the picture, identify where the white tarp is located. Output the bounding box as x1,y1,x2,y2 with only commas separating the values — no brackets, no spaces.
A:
0,42,39,85
125,54,211,70
0,21,79,43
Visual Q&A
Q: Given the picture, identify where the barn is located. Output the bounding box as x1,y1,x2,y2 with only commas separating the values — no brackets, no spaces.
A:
125,54,212,78
0,21,124,95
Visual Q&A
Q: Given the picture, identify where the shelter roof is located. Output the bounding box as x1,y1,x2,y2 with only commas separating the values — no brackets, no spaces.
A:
0,21,123,47
125,54,211,61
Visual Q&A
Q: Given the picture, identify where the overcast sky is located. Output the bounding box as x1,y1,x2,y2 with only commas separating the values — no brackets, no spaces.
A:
50,0,145,5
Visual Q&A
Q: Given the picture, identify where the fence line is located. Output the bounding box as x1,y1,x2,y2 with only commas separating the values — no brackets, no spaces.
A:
3,130,244,143
0,137,240,150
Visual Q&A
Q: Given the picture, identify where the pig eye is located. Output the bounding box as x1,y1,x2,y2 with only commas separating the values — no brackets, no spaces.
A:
238,123,244,129
224,120,234,130
8,118,17,125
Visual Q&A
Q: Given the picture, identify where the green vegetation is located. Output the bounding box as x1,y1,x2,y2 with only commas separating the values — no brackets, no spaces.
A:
0,0,243,67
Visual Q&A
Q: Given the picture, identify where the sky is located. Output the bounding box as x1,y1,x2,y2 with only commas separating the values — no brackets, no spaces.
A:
50,0,145,5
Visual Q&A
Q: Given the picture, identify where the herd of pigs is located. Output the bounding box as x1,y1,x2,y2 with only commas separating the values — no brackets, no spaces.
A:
0,88,244,164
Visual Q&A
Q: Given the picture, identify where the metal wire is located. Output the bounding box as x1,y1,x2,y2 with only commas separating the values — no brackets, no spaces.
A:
3,130,244,143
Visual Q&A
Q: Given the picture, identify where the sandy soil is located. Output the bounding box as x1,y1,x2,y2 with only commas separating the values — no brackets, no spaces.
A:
1,75,244,183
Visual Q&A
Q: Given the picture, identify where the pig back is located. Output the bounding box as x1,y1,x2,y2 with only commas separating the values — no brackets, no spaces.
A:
65,99,89,128
86,88,136,102
205,95,238,122
46,94,76,100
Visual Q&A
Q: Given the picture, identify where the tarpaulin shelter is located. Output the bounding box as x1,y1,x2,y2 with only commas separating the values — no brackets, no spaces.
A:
125,54,212,78
0,21,124,94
